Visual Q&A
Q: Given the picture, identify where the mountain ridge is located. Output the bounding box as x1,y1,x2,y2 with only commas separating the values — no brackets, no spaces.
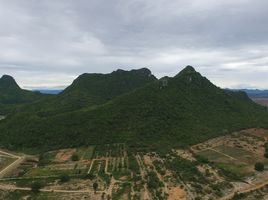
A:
0,74,50,115
0,66,267,152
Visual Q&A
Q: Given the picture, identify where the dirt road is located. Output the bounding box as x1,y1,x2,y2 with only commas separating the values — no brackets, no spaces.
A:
220,176,268,200
0,150,25,178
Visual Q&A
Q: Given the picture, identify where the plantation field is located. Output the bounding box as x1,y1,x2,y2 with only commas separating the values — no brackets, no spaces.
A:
2,135,268,200
0,157,17,171
194,129,268,179
24,166,85,177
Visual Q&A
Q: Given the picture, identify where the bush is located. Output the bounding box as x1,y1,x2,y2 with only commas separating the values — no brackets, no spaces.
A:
71,154,79,161
264,152,268,158
31,181,43,193
255,162,264,171
84,173,95,180
60,174,70,182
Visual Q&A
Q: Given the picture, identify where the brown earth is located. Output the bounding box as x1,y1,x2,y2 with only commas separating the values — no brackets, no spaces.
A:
168,187,187,200
55,149,76,163
252,97,268,107
244,128,268,140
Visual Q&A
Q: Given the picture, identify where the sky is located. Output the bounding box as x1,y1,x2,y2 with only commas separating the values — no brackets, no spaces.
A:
0,0,268,89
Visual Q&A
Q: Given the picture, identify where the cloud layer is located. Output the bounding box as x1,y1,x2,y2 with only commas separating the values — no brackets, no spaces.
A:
0,0,268,89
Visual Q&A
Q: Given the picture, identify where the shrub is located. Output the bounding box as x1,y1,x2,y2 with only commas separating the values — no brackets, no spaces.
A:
31,181,43,193
255,162,264,171
60,174,70,182
71,154,79,161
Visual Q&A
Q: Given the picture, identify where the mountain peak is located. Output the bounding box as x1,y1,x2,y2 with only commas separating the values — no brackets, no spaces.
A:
0,75,20,89
175,66,198,78
180,65,196,74
113,68,153,77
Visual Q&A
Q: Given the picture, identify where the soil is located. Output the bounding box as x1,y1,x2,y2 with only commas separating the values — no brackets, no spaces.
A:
252,97,268,107
55,149,76,163
168,187,187,200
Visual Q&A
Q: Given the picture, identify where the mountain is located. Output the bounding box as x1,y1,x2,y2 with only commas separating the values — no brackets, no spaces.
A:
33,90,63,95
22,68,157,116
0,66,267,151
227,89,268,98
0,75,49,114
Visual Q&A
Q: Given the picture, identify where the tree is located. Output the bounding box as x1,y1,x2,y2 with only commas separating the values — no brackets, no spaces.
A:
93,182,98,194
38,153,49,166
71,154,79,161
264,152,268,158
60,173,70,182
264,143,268,158
255,162,264,171
31,181,43,193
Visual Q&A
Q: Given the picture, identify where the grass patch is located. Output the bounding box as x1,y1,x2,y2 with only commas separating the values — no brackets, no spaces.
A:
214,145,256,164
112,169,131,181
112,182,131,200
24,167,81,177
197,149,232,163
0,157,16,170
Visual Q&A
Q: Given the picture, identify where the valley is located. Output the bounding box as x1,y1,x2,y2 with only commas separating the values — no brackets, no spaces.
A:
252,97,268,107
1,129,268,199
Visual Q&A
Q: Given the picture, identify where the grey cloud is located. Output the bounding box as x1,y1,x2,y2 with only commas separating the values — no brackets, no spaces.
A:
0,0,267,88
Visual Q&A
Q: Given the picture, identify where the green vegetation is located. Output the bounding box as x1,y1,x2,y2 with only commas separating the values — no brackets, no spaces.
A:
24,166,80,177
0,66,268,152
59,173,70,182
93,182,98,193
112,183,131,200
71,154,79,161
146,171,163,189
264,142,268,158
75,146,95,160
197,145,257,179
255,162,264,171
128,153,140,174
31,181,44,193
217,163,248,179
0,157,16,170
0,75,50,115
166,155,205,183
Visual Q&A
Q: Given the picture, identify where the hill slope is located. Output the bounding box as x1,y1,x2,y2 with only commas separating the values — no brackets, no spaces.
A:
23,68,157,116
0,66,267,151
0,75,49,114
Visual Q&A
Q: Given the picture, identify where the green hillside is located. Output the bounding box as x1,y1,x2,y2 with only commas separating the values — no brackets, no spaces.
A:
0,75,49,115
0,66,267,152
21,68,157,116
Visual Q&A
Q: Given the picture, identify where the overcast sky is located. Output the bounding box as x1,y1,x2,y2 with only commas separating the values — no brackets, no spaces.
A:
0,0,268,89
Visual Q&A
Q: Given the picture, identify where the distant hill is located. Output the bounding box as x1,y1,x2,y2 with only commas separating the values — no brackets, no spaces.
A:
227,89,268,98
0,66,267,152
0,75,49,115
34,90,63,95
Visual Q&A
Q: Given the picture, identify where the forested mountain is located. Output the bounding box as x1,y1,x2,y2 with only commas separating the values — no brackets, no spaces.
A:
0,75,49,115
0,66,267,152
19,68,157,116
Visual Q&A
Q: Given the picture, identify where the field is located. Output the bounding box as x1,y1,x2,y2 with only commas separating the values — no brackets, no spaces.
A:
193,129,268,178
252,97,268,107
0,157,17,171
1,130,268,199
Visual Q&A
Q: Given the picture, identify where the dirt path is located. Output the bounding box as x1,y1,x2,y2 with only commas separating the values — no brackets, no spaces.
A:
135,154,151,200
143,155,169,195
0,184,92,193
220,176,268,200
0,150,20,159
207,148,238,161
106,176,116,197
105,158,109,174
0,150,24,179
87,158,106,174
